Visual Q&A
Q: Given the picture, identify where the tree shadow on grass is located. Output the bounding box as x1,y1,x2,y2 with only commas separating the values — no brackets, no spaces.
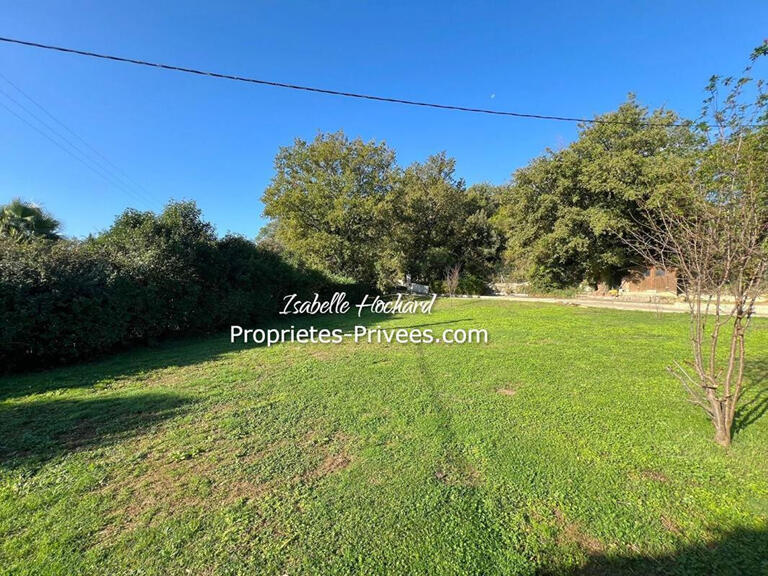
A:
734,357,768,435
541,527,768,575
0,392,192,468
0,311,391,401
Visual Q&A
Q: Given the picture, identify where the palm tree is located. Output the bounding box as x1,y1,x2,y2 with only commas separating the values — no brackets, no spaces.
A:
0,198,60,242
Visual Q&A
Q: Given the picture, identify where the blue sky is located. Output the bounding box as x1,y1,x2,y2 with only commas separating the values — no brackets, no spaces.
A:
1,1,765,238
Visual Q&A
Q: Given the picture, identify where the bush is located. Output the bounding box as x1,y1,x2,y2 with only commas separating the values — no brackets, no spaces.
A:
0,202,367,373
0,239,122,369
457,273,487,295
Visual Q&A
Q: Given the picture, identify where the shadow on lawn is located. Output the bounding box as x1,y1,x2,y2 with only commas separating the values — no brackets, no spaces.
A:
541,527,768,575
0,311,401,401
0,310,473,467
735,357,768,435
0,392,192,468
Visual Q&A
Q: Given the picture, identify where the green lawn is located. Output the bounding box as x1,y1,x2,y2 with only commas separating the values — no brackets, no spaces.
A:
1,300,767,575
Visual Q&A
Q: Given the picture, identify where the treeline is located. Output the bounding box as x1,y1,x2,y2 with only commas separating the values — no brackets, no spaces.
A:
262,138,502,293
0,201,365,372
260,97,700,292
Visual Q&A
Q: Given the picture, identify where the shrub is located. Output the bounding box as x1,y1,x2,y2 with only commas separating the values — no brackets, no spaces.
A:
457,273,487,295
0,202,367,373
0,239,120,369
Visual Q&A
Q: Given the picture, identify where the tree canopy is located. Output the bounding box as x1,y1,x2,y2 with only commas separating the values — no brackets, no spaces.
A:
387,154,501,287
494,97,697,289
262,135,501,290
262,131,398,287
0,198,61,243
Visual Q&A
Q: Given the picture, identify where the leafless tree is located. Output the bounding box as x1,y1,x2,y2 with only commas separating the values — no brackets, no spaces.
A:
444,263,461,297
627,46,768,446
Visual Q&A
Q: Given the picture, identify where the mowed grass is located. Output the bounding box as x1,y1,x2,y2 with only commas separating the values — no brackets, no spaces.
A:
1,300,767,575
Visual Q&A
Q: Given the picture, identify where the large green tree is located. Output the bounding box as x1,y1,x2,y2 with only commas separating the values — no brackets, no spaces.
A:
0,198,60,242
496,97,697,289
387,153,501,287
262,131,398,286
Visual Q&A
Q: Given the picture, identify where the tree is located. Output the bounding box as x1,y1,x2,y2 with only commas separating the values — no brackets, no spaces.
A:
444,263,461,297
497,97,696,290
388,153,501,287
254,220,285,254
626,45,768,447
0,198,60,242
262,131,398,286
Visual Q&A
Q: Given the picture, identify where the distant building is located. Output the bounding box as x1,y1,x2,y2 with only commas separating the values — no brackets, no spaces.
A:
621,266,678,295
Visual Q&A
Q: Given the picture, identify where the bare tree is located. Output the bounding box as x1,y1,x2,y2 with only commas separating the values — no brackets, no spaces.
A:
444,263,461,297
627,45,768,446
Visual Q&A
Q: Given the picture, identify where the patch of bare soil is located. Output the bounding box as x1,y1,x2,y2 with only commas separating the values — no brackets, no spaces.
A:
59,421,100,448
98,423,355,541
642,470,669,482
434,457,483,487
639,469,669,483
97,433,277,536
304,432,353,481
553,507,605,554
315,452,352,476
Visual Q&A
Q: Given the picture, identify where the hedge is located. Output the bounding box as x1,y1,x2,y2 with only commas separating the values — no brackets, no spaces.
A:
0,204,368,372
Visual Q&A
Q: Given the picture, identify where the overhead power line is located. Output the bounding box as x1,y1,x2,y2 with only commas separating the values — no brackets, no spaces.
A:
0,35,693,127
0,80,153,208
0,96,147,208
0,70,155,206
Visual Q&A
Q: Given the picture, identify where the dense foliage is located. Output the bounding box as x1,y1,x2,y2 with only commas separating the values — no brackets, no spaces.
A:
493,98,698,290
0,201,364,372
260,101,703,292
263,132,398,287
262,133,502,290
387,154,501,289
4,54,763,372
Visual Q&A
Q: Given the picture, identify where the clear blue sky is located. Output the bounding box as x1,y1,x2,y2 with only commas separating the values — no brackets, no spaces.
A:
0,1,765,238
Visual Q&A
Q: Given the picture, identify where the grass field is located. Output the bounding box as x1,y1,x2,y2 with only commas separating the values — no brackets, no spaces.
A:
1,300,767,575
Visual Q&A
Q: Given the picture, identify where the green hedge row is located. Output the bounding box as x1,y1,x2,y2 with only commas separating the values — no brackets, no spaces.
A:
0,202,367,372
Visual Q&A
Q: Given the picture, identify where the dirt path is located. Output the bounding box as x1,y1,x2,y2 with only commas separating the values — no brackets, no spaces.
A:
477,295,768,317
